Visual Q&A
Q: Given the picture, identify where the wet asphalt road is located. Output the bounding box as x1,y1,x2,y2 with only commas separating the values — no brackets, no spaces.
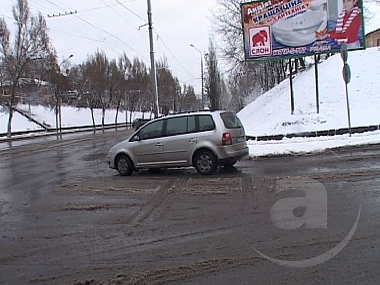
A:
0,130,379,285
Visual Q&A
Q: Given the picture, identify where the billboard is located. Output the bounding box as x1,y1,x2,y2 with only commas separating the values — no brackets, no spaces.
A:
241,0,365,60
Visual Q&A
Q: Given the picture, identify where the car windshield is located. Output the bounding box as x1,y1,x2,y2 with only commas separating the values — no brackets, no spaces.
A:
220,112,243,129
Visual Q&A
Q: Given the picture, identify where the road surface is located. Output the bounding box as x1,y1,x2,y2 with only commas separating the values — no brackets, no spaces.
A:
0,130,379,284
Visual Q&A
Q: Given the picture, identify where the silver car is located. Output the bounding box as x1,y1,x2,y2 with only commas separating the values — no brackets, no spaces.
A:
108,110,249,175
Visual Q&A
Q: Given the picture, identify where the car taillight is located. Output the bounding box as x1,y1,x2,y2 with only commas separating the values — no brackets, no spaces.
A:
222,133,232,145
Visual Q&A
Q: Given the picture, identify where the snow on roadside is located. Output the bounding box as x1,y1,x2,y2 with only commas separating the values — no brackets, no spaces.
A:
1,104,152,133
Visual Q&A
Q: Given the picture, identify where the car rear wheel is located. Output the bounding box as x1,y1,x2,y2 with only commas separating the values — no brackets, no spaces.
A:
115,154,133,176
194,150,218,175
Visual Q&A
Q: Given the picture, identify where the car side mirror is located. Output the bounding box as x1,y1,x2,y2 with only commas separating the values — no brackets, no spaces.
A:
131,133,140,142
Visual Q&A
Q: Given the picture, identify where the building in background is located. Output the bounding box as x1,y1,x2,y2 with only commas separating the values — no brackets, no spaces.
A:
366,28,380,47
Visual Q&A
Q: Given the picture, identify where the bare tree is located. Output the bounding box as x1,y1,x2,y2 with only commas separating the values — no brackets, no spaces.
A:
212,0,288,106
180,84,198,111
0,0,54,137
0,57,6,98
117,52,131,126
205,38,222,110
212,0,245,64
44,53,73,132
156,56,181,113
81,60,98,130
127,57,151,120
108,58,125,129
82,50,111,130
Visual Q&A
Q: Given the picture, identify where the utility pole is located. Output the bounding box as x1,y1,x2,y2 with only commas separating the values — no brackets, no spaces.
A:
47,10,76,134
47,10,77,18
147,0,159,117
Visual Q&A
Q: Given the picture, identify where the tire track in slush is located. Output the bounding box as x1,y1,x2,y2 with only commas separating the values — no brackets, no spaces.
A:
241,174,259,214
128,178,179,226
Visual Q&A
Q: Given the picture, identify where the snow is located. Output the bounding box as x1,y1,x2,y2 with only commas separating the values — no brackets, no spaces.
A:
0,107,42,132
246,131,380,157
237,46,380,156
238,47,380,135
0,105,151,131
1,47,380,157
19,105,128,128
363,1,380,34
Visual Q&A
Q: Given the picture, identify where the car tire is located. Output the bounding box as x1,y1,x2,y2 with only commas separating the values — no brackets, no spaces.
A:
115,154,133,176
194,150,218,175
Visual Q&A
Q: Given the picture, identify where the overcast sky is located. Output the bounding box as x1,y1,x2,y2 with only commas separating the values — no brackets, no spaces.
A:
1,0,217,94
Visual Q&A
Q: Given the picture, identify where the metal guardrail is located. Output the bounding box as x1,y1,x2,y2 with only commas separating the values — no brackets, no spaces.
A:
12,107,50,130
2,121,380,143
246,125,380,141
0,123,131,141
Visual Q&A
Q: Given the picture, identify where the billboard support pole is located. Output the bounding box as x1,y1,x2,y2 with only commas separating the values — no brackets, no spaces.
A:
314,55,320,114
340,42,352,137
344,81,352,137
289,58,295,115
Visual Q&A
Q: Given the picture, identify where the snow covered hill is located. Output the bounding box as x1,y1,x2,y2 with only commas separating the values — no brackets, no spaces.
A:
238,47,380,137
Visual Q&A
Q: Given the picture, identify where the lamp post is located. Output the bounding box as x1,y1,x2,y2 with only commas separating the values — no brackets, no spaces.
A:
190,44,204,109
57,54,73,134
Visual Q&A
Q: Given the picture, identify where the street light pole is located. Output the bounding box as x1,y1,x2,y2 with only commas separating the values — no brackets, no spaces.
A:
190,44,204,109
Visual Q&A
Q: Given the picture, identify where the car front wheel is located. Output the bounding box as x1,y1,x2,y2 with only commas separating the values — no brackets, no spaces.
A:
115,154,133,176
194,150,218,175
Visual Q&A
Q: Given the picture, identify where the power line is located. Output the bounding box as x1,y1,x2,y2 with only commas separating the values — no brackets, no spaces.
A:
73,14,148,61
114,0,147,22
36,0,109,42
5,0,201,89
36,0,148,61
76,0,139,15
154,31,198,80
101,0,149,46
50,28,106,42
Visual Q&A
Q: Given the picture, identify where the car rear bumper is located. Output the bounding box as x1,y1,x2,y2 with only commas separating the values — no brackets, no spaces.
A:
215,144,249,162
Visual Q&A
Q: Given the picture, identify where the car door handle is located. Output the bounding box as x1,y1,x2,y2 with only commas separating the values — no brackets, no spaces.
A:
189,138,196,143
155,143,163,147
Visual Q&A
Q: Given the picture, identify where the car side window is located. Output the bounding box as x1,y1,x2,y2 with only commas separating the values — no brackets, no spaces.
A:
165,117,188,136
188,116,196,133
138,120,164,140
197,115,215,132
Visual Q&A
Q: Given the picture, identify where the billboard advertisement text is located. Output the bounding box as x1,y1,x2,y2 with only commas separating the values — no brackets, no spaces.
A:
241,0,365,60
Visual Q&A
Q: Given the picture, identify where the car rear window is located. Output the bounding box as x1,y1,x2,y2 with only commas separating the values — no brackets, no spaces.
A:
220,112,243,129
